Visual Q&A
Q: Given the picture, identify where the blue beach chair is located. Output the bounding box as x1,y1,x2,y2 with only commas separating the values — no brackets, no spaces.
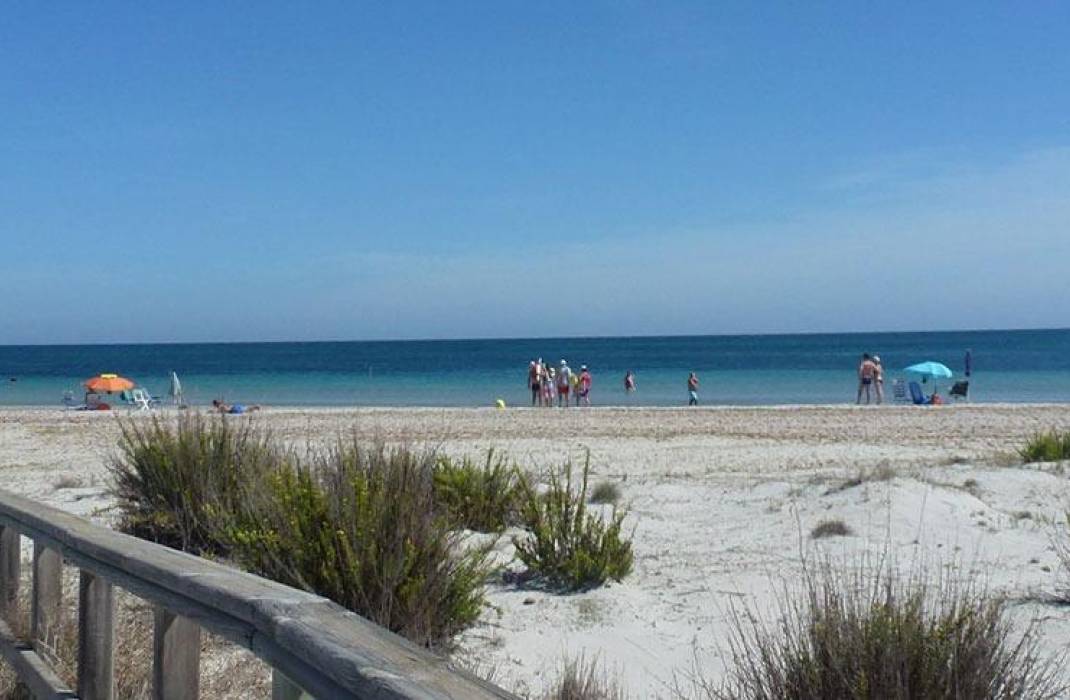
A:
908,381,930,405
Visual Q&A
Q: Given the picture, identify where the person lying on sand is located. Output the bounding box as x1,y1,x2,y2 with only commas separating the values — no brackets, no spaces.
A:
212,399,261,414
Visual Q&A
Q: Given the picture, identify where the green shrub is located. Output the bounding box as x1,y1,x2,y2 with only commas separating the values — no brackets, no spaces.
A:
1019,430,1070,463
513,457,633,590
109,418,495,648
433,451,521,532
108,414,282,555
227,438,494,648
702,560,1064,700
588,481,622,505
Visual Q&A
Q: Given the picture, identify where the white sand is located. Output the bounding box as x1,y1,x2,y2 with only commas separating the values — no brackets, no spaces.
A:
2,404,1070,696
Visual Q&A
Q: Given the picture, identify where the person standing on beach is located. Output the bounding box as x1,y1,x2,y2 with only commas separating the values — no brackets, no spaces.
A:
624,371,636,393
873,355,884,404
556,360,572,407
529,360,542,406
579,365,592,406
687,372,699,406
571,366,582,406
543,366,554,407
857,353,877,404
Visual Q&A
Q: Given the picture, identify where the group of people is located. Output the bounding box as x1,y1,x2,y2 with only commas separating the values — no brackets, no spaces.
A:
528,358,592,407
526,362,704,407
856,353,884,404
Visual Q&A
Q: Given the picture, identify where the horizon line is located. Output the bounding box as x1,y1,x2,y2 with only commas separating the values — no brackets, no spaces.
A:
2,325,1068,349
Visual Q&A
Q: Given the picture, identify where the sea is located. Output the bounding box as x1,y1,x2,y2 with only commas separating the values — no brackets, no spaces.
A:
0,329,1067,408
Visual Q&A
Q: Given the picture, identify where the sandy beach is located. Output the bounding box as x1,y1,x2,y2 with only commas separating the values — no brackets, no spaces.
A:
3,404,1070,696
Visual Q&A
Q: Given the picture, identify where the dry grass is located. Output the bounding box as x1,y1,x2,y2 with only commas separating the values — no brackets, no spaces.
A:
823,462,896,496
688,557,1065,699
542,654,626,700
588,482,622,506
0,561,270,699
810,519,852,539
52,475,86,491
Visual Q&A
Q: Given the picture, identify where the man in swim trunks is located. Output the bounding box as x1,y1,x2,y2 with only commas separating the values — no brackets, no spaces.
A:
857,353,877,404
529,360,541,406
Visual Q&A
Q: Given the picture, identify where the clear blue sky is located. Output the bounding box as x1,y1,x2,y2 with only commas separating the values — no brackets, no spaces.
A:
3,3,1069,343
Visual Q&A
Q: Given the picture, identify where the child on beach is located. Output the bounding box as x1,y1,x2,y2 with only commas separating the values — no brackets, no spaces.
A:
579,365,592,406
688,372,699,406
571,368,581,406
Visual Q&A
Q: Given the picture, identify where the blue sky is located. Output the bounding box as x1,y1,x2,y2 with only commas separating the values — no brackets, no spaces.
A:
2,3,1069,343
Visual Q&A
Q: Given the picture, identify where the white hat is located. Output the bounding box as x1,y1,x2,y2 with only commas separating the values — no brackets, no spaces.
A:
560,359,567,365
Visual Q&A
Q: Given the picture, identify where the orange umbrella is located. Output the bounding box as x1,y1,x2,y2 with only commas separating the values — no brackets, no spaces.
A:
84,373,135,393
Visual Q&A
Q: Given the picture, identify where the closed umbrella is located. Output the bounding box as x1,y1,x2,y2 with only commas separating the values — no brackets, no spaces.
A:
169,371,183,405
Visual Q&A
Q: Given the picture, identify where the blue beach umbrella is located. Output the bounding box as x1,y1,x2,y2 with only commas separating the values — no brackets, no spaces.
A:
904,362,953,390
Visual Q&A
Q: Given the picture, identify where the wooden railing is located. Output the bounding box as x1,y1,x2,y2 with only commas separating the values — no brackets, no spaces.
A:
0,489,516,700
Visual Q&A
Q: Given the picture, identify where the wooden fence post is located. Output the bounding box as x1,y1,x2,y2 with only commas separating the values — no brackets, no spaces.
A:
0,526,18,618
31,543,62,648
153,608,200,700
272,669,312,700
78,569,115,700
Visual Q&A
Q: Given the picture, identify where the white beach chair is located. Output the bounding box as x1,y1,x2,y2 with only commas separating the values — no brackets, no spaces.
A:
130,388,157,411
892,379,908,404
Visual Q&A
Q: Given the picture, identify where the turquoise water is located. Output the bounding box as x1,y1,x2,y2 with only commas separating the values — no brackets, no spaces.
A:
0,329,1068,407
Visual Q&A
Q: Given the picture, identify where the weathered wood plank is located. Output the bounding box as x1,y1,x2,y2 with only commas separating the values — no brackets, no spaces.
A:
32,543,62,649
0,525,18,617
153,608,200,700
79,569,115,700
0,614,77,700
0,488,518,699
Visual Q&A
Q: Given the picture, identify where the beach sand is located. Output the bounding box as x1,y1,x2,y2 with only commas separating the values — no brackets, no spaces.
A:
3,404,1070,696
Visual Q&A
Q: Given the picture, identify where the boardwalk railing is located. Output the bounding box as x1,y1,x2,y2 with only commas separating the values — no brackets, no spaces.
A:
0,489,516,700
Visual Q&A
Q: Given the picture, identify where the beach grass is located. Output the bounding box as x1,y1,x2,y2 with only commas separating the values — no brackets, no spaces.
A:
108,414,283,555
227,437,496,648
810,518,852,539
513,456,633,590
107,417,494,648
1019,430,1070,463
697,559,1064,700
433,450,522,532
543,653,627,699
